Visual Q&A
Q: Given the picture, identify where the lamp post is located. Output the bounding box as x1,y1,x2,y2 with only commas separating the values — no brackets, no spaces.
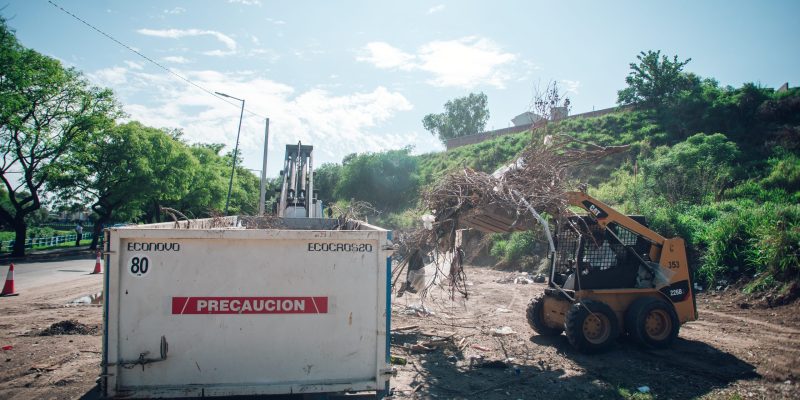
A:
215,91,245,215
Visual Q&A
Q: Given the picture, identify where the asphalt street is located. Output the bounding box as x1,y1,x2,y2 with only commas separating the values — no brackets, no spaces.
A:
4,257,100,292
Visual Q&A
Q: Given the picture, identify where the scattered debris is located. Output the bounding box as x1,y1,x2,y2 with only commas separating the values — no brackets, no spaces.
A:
638,386,651,393
1,345,12,351
390,355,408,365
491,326,516,336
38,320,97,336
533,274,546,283
409,343,435,353
471,344,491,351
495,307,512,313
402,305,435,317
393,325,419,332
514,276,533,285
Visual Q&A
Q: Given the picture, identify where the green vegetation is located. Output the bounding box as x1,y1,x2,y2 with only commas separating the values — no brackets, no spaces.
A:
2,16,796,295
422,92,490,143
319,50,799,294
0,19,258,254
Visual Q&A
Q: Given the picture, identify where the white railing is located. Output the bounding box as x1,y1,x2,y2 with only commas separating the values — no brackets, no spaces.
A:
0,232,94,252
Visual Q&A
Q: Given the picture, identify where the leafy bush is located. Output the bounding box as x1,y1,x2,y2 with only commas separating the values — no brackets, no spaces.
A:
489,231,538,265
641,133,739,204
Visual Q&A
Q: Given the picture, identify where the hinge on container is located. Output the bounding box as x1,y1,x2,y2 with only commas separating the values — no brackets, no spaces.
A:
379,367,397,376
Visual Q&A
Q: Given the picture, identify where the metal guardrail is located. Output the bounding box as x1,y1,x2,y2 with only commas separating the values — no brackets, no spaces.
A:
0,232,94,252
40,223,95,231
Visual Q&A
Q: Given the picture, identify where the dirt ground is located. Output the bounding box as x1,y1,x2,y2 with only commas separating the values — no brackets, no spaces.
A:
0,266,798,399
0,272,103,400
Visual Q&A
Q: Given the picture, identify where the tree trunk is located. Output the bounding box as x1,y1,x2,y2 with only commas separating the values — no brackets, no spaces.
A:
90,214,110,250
11,218,27,257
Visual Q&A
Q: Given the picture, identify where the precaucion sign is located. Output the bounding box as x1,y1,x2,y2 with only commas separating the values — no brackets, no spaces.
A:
171,296,328,315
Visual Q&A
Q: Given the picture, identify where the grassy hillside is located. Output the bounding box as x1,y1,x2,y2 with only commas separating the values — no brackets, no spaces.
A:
316,83,800,295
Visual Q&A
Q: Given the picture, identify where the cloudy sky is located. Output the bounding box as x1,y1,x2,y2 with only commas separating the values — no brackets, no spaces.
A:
4,1,799,176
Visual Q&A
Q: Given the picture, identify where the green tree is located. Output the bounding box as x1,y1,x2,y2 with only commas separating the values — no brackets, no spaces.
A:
423,92,490,143
50,122,179,249
173,143,229,217
334,148,419,210
137,128,197,222
617,50,692,109
313,163,342,206
0,19,119,256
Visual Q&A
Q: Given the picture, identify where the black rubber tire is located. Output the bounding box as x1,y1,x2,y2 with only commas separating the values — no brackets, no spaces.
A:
526,294,564,336
565,299,620,353
625,297,680,349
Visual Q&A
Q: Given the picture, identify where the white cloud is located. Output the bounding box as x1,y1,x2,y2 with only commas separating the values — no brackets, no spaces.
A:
427,4,445,14
561,79,581,94
87,67,415,173
163,56,191,64
163,7,186,15
357,42,415,70
357,37,517,89
90,67,128,85
137,28,237,56
265,17,286,25
124,60,144,70
228,0,262,5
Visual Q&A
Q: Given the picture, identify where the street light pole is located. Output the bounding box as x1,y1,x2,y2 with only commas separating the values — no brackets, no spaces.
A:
215,91,245,216
259,118,269,215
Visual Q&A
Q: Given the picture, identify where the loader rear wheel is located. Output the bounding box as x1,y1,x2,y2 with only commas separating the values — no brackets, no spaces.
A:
625,297,680,349
565,300,619,353
526,294,563,336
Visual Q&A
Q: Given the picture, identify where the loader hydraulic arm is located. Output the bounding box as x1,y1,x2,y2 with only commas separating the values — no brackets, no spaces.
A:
565,191,666,247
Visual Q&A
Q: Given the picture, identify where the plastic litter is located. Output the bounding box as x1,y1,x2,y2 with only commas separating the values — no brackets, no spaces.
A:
637,386,650,393
491,326,516,336
421,214,435,230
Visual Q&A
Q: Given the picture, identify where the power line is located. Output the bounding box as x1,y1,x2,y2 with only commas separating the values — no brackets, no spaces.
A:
46,0,265,119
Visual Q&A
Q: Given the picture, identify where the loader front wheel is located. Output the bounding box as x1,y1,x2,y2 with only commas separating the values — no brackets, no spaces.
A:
565,300,619,353
526,294,563,336
625,297,679,349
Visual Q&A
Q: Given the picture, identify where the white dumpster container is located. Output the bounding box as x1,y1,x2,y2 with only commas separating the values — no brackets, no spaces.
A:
101,217,393,398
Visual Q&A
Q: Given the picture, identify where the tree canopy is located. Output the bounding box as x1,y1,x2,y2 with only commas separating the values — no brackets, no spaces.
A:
423,92,490,143
0,18,120,255
617,50,692,109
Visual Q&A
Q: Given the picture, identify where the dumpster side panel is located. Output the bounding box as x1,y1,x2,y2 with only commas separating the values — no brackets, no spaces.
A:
106,228,389,397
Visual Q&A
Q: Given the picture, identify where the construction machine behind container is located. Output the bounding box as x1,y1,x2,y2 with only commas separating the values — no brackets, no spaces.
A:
465,190,697,353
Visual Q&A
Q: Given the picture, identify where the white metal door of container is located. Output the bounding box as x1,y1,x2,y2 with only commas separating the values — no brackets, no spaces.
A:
105,229,388,397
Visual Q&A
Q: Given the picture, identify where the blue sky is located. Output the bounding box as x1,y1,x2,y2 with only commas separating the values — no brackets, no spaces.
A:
4,0,799,177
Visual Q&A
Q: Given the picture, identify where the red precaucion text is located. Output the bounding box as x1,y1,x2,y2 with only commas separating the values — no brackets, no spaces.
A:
171,296,328,314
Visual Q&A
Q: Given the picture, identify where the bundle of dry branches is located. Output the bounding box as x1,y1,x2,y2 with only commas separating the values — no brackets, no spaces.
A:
395,134,628,299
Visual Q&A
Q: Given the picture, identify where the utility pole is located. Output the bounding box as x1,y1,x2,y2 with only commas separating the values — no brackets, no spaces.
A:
259,118,270,215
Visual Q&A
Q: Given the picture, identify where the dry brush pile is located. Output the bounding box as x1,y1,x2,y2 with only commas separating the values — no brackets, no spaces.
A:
394,134,628,299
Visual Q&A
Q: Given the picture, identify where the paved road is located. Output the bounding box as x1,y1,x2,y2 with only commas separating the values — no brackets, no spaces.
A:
4,257,100,292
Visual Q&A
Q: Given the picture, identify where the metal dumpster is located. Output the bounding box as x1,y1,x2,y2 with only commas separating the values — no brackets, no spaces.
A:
101,217,393,398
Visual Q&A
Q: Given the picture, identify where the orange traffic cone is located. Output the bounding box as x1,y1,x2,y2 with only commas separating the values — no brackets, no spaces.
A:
1,264,18,296
91,251,102,274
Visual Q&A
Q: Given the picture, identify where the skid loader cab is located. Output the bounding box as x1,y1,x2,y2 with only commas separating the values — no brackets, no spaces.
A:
526,192,698,353
551,215,650,290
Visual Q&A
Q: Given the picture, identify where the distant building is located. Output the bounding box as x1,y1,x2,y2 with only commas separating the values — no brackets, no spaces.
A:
550,106,568,121
777,82,789,93
511,111,542,127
